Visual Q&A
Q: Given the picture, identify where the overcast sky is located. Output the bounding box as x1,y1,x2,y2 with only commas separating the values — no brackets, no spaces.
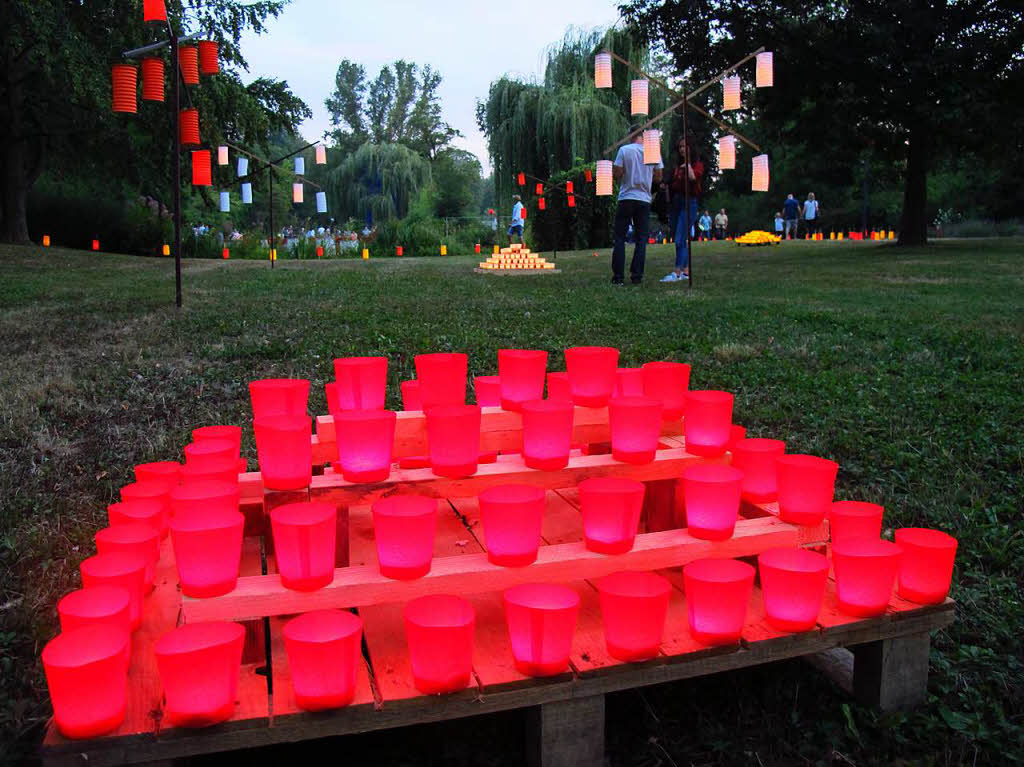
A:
239,0,622,172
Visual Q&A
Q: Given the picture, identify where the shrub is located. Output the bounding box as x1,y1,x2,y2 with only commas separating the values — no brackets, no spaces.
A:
27,193,169,256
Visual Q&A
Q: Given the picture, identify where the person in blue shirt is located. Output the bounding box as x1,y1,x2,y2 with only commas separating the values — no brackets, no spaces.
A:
698,210,712,241
507,195,525,245
783,194,800,239
611,127,664,285
774,211,784,235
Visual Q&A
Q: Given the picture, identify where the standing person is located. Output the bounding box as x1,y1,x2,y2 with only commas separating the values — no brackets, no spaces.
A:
713,208,729,240
507,195,525,246
783,193,800,239
774,211,784,236
803,192,821,236
698,210,712,241
661,137,704,282
611,127,663,285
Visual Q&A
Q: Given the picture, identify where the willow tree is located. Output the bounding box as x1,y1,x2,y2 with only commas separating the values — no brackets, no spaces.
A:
327,142,431,223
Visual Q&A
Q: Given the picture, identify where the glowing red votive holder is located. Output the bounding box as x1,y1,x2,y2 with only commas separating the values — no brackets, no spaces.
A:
58,586,132,641
478,484,545,566
80,553,147,630
169,510,244,598
776,454,839,526
683,558,755,645
95,524,160,591
271,502,337,591
615,367,645,397
609,396,663,464
333,356,388,411
184,439,236,470
254,414,312,490
120,481,170,535
134,461,181,489
829,501,884,544
249,378,310,419
414,352,468,410
546,371,571,401
192,425,245,473
757,548,829,632
401,379,422,411
597,571,671,661
473,375,501,407
498,349,548,411
503,584,580,676
831,538,902,616
333,409,396,483
565,346,620,407
521,399,573,471
731,438,786,503
681,464,743,540
169,480,239,519
180,459,238,486
154,622,245,727
283,610,364,710
42,626,129,738
894,528,957,604
683,390,734,457
403,595,475,694
641,361,691,420
728,425,747,450
578,477,645,554
108,500,165,540
425,404,481,478
372,496,438,579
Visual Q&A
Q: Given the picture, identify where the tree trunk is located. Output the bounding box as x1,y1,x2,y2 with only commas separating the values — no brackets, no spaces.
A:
2,143,32,245
898,120,928,246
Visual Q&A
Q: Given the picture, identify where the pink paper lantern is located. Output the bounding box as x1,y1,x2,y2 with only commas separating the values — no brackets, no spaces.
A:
498,349,548,411
168,479,239,520
776,454,839,526
615,367,645,397
403,595,475,694
731,438,785,503
372,496,438,579
333,409,396,483
154,622,245,727
249,378,310,419
79,553,147,630
641,361,691,420
400,379,422,411
414,352,468,410
332,356,388,411
57,586,132,641
120,481,170,536
681,464,743,540
757,547,829,632
473,375,501,407
832,538,902,617
478,484,546,567
609,396,662,464
683,558,754,645
133,461,181,490
683,390,734,457
254,414,312,490
107,500,165,537
894,528,957,604
546,371,571,401
597,571,671,661
503,584,580,676
564,346,620,407
169,509,244,598
829,501,884,544
521,399,573,470
578,477,645,554
425,404,481,478
95,524,160,592
283,610,364,710
271,502,338,591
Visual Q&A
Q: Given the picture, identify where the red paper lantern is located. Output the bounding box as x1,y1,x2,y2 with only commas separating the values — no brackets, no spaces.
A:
728,425,747,450
473,375,501,407
79,553,147,630
333,356,388,411
503,584,580,676
192,425,244,473
169,507,244,597
597,571,671,661
184,438,235,471
178,46,200,85
425,404,481,478
641,361,691,420
535,183,544,195
521,399,573,471
832,538,901,616
894,528,957,604
179,108,200,146
546,371,571,402
169,480,239,521
154,622,245,727
143,0,167,23
316,245,323,258
414,352,468,409
498,349,548,411
538,197,546,210
42,626,129,739
180,461,237,486
222,247,230,260
585,168,593,183
567,195,576,208
776,454,839,526
92,239,100,251
757,547,829,632
120,481,171,531
197,41,219,75
249,378,310,418
396,245,403,256
683,558,754,645
108,499,165,538
283,610,364,710
191,150,211,187
564,346,620,407
403,595,475,694
609,396,662,464
682,464,743,540
521,206,528,220
731,438,786,503
140,57,164,101
133,460,180,490
683,390,734,456
111,65,137,114
95,524,160,592
578,477,645,554
474,243,481,253
400,379,422,411
254,414,312,490
333,409,396,483
372,497,438,579
58,587,132,643
829,501,883,544
270,502,337,591
517,172,526,186
478,484,546,566
615,367,645,397
565,181,574,194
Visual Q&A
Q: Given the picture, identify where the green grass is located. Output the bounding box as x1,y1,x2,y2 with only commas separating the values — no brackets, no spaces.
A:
1,239,1022,765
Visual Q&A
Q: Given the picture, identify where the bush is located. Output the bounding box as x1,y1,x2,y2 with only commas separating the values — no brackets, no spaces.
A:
27,193,169,256
940,218,1024,238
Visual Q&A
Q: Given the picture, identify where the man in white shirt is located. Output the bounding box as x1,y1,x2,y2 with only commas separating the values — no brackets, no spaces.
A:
803,193,820,236
507,195,525,245
611,127,663,285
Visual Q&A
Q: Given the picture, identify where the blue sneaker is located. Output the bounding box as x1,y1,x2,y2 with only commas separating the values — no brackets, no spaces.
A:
660,272,688,282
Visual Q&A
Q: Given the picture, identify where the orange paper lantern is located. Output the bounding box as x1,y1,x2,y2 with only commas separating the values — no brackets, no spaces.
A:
292,183,303,204
585,168,593,183
315,145,327,164
756,52,774,88
178,46,199,86
718,135,737,170
179,108,199,146
191,150,212,186
111,65,137,114
596,160,613,196
144,0,166,23
723,75,741,110
42,235,50,247
217,146,228,165
630,80,649,115
594,52,612,88
141,58,164,102
751,154,770,192
642,130,661,165
197,41,219,75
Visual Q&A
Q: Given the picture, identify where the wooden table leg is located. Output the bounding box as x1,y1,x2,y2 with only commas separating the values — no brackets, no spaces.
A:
526,694,605,767
852,632,931,711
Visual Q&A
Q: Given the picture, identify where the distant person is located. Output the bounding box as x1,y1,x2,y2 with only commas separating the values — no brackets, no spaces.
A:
713,208,729,240
783,193,800,239
661,137,704,282
803,192,820,236
698,210,712,241
774,211,784,235
611,126,664,285
507,195,525,245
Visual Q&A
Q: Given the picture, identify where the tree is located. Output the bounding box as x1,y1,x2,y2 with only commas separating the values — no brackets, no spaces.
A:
327,142,431,222
430,149,482,219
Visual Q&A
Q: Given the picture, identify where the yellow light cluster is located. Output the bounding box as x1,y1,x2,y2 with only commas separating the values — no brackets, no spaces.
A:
735,230,781,246
478,245,555,270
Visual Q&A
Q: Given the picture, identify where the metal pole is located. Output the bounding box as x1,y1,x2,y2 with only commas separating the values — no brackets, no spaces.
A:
683,102,693,290
269,166,275,269
170,31,182,308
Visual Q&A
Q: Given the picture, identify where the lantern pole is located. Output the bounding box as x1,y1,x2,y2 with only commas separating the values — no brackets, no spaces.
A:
170,29,183,308
268,167,275,269
683,101,693,290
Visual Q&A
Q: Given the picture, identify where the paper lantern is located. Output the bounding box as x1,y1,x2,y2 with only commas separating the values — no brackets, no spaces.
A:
565,181,574,194
42,235,51,247
92,240,100,251
757,548,829,632
503,584,580,676
316,191,327,213
425,404,481,478
776,454,839,525
682,464,743,540
474,243,481,254
473,375,500,408
197,41,219,75
894,528,957,604
270,502,337,591
144,0,167,23
315,144,327,164
403,595,475,694
237,156,248,177
567,195,576,207
362,248,369,259
414,352,468,409
597,571,671,661
722,75,741,111
585,168,593,183
216,145,228,165
95,524,160,591
190,150,211,187
595,160,614,196
294,156,305,175
111,65,137,114
169,508,244,598
316,245,323,258
254,415,312,490
594,52,612,88
396,245,403,256
832,538,902,616
283,610,363,710
154,622,244,727
546,372,571,402
292,183,303,204
609,397,662,464
219,191,230,212
372,496,438,579
829,501,883,544
756,52,774,87
535,183,543,195
140,58,164,102
184,439,235,472
565,346,619,407
630,79,649,115
169,479,238,519
683,558,754,645
752,154,770,192
333,410,396,483
80,553,146,630
478,485,545,566
178,46,199,86
614,367,643,398
538,197,546,211
120,481,171,532
578,477,645,554
498,349,548,410
517,172,526,186
521,400,573,471
732,438,786,502
683,390,734,456
58,586,132,641
179,108,199,146
641,361,690,420
718,135,737,170
642,130,661,165
241,182,252,203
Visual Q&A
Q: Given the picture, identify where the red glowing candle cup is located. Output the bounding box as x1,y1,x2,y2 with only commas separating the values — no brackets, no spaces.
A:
184,439,236,471
426,404,481,478
503,584,580,676
615,367,645,397
154,622,245,727
641,361,691,420
80,553,147,630
683,390,734,456
829,501,884,544
333,356,388,411
42,626,129,739
107,500,165,540
498,349,548,411
597,571,671,661
283,610,364,710
776,454,839,526
58,586,132,641
565,346,620,407
609,396,663,464
134,461,181,489
683,558,755,645
271,502,337,591
894,528,957,604
403,595,475,694
254,414,312,490
169,509,244,597
578,477,645,554
728,425,747,450
192,425,244,473
333,409,396,482
731,438,786,503
757,548,829,632
682,464,743,540
414,352,468,409
401,379,422,411
546,371,571,401
831,538,902,616
521,399,573,470
372,496,438,579
249,378,310,419
473,375,501,407
478,484,545,566
169,479,239,520
120,481,170,535
95,524,160,591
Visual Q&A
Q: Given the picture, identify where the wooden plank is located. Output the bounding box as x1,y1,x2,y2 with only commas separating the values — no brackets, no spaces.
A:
851,632,932,711
525,694,604,767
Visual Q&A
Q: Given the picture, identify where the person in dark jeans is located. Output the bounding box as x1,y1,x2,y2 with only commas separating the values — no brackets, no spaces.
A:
611,128,664,285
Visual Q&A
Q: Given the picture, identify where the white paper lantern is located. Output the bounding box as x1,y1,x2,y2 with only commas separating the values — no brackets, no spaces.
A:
316,191,327,213
723,75,741,111
595,52,612,89
241,182,252,204
752,154,770,192
756,52,774,88
294,156,305,175
630,79,649,116
217,146,229,165
315,145,327,165
219,191,230,212
292,182,303,204
237,156,248,177
595,160,614,196
642,130,661,165
718,135,737,170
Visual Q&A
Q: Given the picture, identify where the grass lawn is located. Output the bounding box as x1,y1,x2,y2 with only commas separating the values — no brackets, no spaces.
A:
1,238,1022,765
